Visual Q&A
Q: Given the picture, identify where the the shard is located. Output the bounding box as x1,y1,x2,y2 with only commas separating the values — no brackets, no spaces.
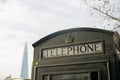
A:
20,43,28,79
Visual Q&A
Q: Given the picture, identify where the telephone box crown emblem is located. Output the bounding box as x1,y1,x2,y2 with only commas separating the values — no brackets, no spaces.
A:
65,33,73,44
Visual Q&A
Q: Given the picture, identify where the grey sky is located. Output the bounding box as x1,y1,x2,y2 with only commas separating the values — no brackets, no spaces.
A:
0,0,113,79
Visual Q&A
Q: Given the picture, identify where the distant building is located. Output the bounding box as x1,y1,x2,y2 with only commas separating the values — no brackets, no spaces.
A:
11,78,30,80
10,43,30,80
20,43,29,79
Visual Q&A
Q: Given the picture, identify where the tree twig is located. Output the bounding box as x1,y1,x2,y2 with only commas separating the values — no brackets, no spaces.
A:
92,7,120,22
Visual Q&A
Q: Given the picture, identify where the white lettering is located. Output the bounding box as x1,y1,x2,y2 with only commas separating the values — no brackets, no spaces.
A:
42,42,103,58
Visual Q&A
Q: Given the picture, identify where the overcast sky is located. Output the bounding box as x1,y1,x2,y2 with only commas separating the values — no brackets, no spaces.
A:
0,0,113,79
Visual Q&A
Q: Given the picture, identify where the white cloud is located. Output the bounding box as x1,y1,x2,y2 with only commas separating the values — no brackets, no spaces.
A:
0,0,38,28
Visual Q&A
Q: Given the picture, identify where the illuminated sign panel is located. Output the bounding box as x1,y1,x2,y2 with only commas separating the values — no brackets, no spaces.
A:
42,42,103,58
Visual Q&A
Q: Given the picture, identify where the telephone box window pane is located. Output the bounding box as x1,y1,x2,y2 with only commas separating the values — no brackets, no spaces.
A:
43,75,49,80
91,72,98,80
51,73,90,80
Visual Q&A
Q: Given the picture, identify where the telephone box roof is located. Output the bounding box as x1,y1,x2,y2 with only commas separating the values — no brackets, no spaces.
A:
32,27,114,47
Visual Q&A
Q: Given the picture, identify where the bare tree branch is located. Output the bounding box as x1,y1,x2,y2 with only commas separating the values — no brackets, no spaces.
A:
85,0,120,22
92,7,120,22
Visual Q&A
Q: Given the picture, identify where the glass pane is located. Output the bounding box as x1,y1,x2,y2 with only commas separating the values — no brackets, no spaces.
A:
43,75,49,80
51,73,90,80
91,72,98,80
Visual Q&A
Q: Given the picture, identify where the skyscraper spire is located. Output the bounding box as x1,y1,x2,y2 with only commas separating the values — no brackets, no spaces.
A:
20,43,28,79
